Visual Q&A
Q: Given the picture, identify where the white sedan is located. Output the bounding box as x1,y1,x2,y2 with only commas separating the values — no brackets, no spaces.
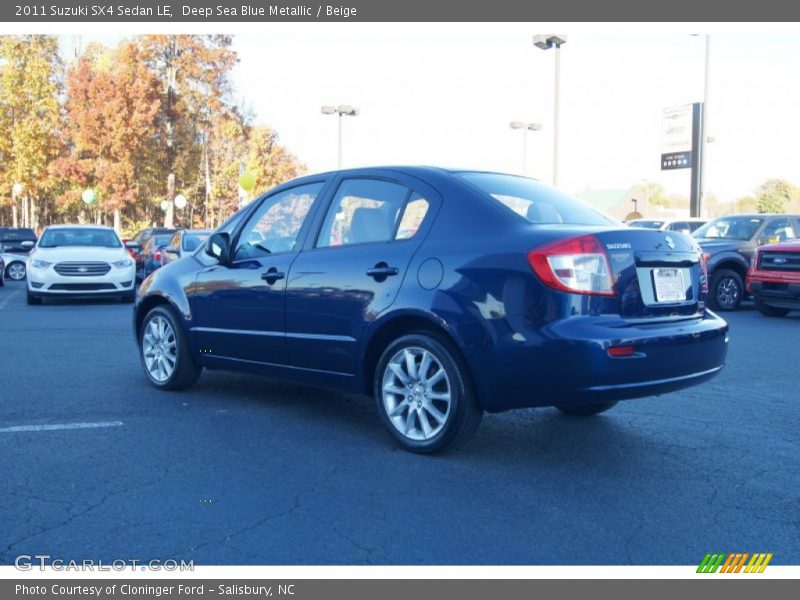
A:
26,225,136,305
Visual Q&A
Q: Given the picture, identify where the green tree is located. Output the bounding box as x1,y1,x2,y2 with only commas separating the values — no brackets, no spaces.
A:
755,179,797,213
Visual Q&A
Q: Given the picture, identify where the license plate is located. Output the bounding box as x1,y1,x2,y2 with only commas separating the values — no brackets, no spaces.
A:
653,268,686,303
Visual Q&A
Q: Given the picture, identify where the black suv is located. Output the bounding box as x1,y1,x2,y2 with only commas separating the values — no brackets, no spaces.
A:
693,214,800,310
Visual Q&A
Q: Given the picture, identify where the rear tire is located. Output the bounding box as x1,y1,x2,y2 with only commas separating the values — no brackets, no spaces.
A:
139,305,201,390
556,401,618,416
754,297,790,317
708,268,743,311
26,290,42,305
374,332,482,454
6,262,26,281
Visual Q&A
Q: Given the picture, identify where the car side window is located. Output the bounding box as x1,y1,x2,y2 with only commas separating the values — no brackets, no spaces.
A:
169,233,180,250
761,219,795,243
317,179,411,248
234,183,323,261
667,222,688,232
395,194,430,240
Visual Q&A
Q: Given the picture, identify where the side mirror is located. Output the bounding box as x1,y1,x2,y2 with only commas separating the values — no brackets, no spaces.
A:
21,240,34,249
206,232,231,264
164,246,179,255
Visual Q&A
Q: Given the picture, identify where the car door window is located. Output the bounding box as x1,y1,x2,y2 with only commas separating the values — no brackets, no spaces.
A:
234,183,323,261
761,219,795,243
395,194,430,240
317,179,411,248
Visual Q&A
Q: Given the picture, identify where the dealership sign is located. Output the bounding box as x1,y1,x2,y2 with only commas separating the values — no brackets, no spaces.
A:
660,104,693,170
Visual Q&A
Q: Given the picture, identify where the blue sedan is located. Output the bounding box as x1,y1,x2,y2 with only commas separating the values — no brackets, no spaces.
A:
133,167,729,453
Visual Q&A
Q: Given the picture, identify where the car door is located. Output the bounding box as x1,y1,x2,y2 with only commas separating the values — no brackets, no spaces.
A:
191,181,325,365
284,175,437,374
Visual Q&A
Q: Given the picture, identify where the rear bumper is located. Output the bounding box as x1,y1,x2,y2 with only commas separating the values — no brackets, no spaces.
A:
466,311,729,412
748,279,800,309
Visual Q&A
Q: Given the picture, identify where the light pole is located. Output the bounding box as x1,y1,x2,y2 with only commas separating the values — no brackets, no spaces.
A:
533,34,567,186
321,104,359,168
701,34,711,217
509,121,542,175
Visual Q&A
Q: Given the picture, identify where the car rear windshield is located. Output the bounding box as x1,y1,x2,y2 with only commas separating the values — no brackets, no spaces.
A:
0,228,36,241
152,234,173,248
39,228,121,248
182,232,209,252
629,220,664,229
694,216,764,241
457,172,615,226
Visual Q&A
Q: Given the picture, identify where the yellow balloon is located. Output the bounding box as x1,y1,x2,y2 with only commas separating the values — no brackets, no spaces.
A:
238,171,256,192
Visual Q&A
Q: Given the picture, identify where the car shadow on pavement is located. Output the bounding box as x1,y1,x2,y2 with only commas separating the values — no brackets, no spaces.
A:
184,369,662,474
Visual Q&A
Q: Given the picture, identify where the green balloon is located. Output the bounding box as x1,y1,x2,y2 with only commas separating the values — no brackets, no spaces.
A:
238,171,256,192
81,189,95,204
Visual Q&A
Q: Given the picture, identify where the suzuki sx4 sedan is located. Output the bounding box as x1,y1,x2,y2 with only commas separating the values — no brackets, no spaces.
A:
134,167,729,453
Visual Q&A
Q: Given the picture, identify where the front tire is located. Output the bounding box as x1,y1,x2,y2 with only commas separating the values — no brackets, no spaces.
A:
6,262,26,281
556,401,618,416
139,306,201,390
375,333,482,454
708,268,743,311
754,297,790,317
121,291,136,303
26,290,42,305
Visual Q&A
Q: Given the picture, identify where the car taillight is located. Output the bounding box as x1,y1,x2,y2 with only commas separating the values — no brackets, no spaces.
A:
527,234,615,296
700,252,710,293
154,251,162,262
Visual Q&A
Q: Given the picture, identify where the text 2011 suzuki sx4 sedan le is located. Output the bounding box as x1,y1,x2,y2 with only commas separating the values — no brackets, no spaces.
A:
134,167,729,453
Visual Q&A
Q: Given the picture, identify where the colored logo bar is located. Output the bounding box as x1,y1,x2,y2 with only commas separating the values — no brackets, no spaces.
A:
697,552,773,573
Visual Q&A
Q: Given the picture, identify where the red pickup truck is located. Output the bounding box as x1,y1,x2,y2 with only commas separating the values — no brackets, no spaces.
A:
746,240,800,316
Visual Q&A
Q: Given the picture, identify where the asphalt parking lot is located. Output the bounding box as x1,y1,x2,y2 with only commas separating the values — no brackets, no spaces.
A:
0,279,797,566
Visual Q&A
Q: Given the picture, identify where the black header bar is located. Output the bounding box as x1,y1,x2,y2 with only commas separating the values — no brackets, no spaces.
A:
4,0,800,22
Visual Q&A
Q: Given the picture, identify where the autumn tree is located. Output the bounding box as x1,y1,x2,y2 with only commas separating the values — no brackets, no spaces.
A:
136,35,237,227
59,42,162,230
245,125,306,196
0,35,62,229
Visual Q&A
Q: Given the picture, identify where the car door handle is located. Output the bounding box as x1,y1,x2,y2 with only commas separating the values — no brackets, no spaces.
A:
366,263,399,281
261,268,285,284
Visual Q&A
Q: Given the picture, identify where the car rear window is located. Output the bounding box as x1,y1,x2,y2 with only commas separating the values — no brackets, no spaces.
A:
0,228,36,241
457,172,614,226
183,232,209,252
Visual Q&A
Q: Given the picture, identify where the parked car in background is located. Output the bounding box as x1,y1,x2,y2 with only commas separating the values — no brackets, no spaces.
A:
627,218,707,234
693,214,800,310
0,227,37,281
1,251,29,281
137,233,179,280
128,227,178,280
133,167,728,453
0,227,37,254
160,230,211,267
746,240,800,317
26,225,136,304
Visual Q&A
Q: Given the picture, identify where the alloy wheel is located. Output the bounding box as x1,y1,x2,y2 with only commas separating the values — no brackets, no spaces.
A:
142,315,178,383
7,263,26,280
381,346,452,441
716,276,740,309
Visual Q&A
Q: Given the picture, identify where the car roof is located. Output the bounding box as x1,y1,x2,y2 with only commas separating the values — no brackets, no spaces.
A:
45,224,116,230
